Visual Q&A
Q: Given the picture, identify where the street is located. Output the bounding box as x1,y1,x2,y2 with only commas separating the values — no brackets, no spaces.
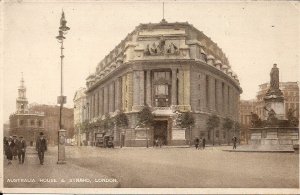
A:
4,146,299,188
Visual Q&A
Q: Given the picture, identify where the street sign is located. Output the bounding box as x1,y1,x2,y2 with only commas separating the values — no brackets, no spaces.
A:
57,96,67,104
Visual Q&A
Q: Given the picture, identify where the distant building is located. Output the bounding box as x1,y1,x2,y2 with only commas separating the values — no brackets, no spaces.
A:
73,87,87,145
256,82,299,120
3,123,10,137
239,100,257,143
9,75,45,146
29,104,74,145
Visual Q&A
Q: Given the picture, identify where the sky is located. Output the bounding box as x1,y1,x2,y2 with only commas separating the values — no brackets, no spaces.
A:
2,0,299,122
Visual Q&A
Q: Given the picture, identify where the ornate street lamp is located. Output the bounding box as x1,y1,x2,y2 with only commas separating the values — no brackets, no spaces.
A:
56,10,70,164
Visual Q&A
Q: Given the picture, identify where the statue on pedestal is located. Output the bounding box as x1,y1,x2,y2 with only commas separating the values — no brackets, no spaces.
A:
266,64,283,97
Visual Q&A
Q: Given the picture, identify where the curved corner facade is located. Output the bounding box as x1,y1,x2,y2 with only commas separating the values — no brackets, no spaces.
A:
85,21,242,146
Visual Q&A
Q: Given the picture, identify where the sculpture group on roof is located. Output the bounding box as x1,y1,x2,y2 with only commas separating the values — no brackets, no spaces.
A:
144,37,179,56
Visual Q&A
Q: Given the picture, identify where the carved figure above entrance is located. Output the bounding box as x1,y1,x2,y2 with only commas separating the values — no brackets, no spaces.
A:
144,37,179,56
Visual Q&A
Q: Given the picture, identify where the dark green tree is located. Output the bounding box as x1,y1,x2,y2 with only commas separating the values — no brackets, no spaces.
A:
223,117,234,145
114,111,129,148
115,111,129,129
103,113,114,130
137,105,154,148
178,111,195,146
137,105,154,128
206,114,220,146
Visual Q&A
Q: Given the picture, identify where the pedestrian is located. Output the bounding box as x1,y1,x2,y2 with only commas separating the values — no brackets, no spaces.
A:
194,137,200,150
232,136,237,149
3,137,8,155
17,136,26,164
202,138,206,149
36,132,47,165
5,136,15,165
12,135,19,160
155,138,159,147
158,138,162,148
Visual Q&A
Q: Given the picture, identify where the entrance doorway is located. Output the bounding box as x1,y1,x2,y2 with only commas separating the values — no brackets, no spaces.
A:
153,120,168,145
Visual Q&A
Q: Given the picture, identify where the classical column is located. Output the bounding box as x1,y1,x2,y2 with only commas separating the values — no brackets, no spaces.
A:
118,77,122,110
109,82,114,113
228,87,232,116
127,72,134,111
183,69,190,106
178,70,184,105
139,71,145,106
171,69,177,105
133,71,140,107
209,77,216,111
99,88,103,117
114,79,119,111
216,80,223,113
91,94,94,119
104,86,109,114
146,70,151,106
95,91,99,117
224,85,228,115
199,73,206,111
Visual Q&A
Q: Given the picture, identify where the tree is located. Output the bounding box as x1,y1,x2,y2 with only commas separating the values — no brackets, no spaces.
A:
223,117,234,145
103,113,114,130
178,111,195,146
206,114,220,146
137,105,154,148
137,105,154,128
114,111,129,148
115,110,129,129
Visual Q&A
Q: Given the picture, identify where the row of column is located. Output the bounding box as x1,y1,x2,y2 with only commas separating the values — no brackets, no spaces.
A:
88,78,122,120
197,73,239,118
132,68,187,109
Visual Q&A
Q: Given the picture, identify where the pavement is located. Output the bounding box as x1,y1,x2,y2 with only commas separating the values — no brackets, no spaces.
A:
3,147,120,188
222,144,295,153
3,145,299,188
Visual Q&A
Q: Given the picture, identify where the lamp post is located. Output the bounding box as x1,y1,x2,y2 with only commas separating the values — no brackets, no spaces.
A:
56,11,70,164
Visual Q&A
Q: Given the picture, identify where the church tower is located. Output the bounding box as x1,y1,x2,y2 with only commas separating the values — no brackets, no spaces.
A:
16,73,28,113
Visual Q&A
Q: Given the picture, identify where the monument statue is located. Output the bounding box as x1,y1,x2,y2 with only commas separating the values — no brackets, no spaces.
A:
270,64,279,90
266,64,283,97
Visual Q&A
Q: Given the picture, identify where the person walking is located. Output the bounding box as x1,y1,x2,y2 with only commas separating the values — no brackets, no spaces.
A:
232,136,237,149
202,137,206,149
36,132,47,165
194,137,200,150
12,135,19,160
155,138,159,147
5,136,15,165
3,137,8,155
17,136,26,164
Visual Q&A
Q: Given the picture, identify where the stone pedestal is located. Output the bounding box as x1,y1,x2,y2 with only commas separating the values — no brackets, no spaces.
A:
264,98,285,120
250,127,299,149
57,129,66,164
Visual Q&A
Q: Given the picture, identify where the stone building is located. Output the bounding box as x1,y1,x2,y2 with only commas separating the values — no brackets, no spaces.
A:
9,75,45,146
239,100,257,143
256,82,299,120
85,20,242,146
29,104,74,145
73,87,87,145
